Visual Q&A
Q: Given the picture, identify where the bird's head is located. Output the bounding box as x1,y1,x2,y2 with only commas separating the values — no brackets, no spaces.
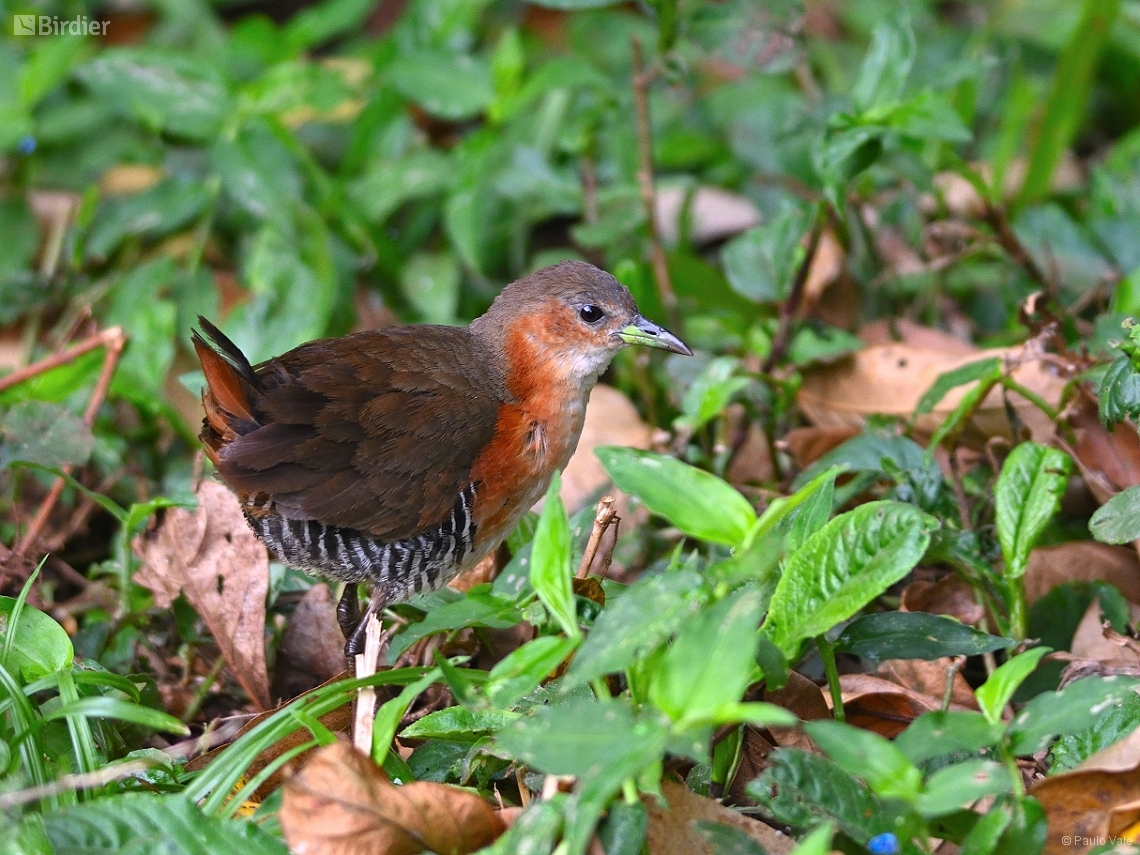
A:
472,261,691,393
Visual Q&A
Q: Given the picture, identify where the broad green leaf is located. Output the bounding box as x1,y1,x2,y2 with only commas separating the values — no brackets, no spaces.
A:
401,706,519,742
1099,354,1140,427
400,251,460,325
915,760,1012,818
915,358,1002,416
786,468,836,555
852,20,916,113
348,148,451,224
282,0,376,50
804,720,922,801
0,400,94,471
483,636,578,710
835,612,1015,661
564,569,705,687
1089,484,1140,544
763,501,938,656
793,431,932,490
648,586,766,726
1050,691,1140,773
1007,675,1140,755
41,793,288,855
975,647,1051,725
77,50,229,141
389,591,523,659
747,750,882,842
85,179,213,261
894,711,1005,765
388,50,493,120
994,443,1071,579
0,596,73,681
596,447,756,547
788,825,835,855
720,206,809,303
676,356,751,432
530,475,580,639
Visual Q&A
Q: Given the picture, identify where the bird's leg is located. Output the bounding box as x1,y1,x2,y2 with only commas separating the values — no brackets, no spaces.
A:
336,583,361,641
344,590,388,667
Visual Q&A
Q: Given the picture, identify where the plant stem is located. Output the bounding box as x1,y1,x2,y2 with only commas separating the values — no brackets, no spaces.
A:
817,638,845,723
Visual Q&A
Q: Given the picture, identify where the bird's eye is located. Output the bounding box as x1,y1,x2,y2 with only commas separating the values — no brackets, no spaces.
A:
579,305,605,324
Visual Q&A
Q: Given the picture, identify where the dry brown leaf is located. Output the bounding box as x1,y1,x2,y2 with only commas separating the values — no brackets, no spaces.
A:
800,228,846,315
644,779,794,855
134,480,271,709
280,741,504,855
655,185,761,246
726,424,775,486
1031,726,1140,854
877,659,977,711
272,584,346,702
1023,542,1140,606
764,671,829,751
858,319,978,356
837,674,960,737
798,344,1065,445
561,384,651,514
1062,385,1140,505
778,425,860,471
98,163,164,195
901,574,985,626
725,725,779,806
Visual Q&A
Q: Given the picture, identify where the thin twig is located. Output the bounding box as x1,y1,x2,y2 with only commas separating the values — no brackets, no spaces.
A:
576,496,618,579
0,325,124,394
353,615,385,754
762,214,824,373
982,204,1051,291
630,35,680,330
14,328,126,560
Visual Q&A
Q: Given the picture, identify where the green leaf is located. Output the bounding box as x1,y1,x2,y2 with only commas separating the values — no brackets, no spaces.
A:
834,612,1016,661
596,447,756,547
402,706,519,742
0,596,73,681
994,443,1071,579
1016,0,1120,208
1050,691,1140,773
0,400,94,471
388,50,493,120
720,206,809,303
747,750,883,841
41,793,289,855
975,647,1051,726
530,474,580,640
1007,675,1140,755
86,179,213,261
400,251,461,325
763,501,938,656
647,586,766,726
1089,484,1140,544
804,720,923,800
77,50,229,141
564,570,706,687
42,696,189,736
916,760,1013,818
915,358,1003,417
527,0,623,8
852,20,916,114
348,148,451,224
389,591,523,659
483,636,578,710
676,356,751,432
372,669,442,760
282,0,377,51
1099,354,1140,427
894,711,1006,765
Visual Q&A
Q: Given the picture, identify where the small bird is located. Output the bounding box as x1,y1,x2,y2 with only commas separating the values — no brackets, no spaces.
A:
192,261,690,659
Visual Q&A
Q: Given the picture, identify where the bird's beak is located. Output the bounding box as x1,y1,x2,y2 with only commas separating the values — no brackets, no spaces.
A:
618,315,692,356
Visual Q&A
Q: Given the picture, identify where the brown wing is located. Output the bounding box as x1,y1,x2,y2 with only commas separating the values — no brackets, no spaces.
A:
196,323,506,542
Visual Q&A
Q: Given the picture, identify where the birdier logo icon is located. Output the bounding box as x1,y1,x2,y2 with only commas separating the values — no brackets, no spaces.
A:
13,15,35,35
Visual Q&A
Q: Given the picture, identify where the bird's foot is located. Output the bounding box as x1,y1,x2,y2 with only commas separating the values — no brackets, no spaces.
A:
342,591,388,672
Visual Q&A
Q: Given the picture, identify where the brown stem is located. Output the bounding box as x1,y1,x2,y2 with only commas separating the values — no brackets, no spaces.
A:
982,204,1051,291
630,35,680,330
576,496,618,579
762,215,824,373
13,328,126,560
